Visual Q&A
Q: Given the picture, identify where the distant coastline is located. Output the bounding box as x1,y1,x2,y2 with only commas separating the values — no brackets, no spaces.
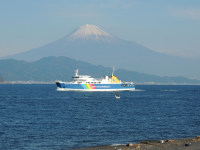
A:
0,81,55,84
1,81,200,85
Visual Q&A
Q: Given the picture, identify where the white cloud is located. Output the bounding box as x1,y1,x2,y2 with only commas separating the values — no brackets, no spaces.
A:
173,8,200,20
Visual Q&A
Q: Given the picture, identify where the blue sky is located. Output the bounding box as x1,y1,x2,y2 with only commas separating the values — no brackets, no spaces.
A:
0,0,200,58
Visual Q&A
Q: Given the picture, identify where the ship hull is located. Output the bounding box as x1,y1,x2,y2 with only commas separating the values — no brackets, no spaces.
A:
56,82,135,92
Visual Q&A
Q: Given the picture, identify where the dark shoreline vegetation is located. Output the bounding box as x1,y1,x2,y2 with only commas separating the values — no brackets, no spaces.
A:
0,56,200,84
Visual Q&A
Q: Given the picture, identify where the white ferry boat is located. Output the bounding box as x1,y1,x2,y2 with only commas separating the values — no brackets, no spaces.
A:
56,69,135,91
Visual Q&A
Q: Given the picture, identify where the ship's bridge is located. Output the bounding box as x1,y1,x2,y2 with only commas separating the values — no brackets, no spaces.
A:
72,70,100,83
72,75,100,83
71,69,122,84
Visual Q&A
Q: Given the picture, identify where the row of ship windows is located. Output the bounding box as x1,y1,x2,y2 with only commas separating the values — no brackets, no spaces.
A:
77,82,101,84
86,82,101,84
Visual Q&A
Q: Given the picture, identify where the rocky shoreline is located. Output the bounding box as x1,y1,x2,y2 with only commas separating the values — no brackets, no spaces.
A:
73,136,200,150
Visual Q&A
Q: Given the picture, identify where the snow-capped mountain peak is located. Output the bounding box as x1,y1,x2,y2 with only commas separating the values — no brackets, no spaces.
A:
68,24,112,41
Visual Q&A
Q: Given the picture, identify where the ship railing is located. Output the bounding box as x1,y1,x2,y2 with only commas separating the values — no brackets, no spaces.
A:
121,82,135,87
122,82,134,84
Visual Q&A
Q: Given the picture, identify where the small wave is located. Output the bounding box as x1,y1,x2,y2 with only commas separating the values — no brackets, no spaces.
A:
160,90,178,92
134,89,145,91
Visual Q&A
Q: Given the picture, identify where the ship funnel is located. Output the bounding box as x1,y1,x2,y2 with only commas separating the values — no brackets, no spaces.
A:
75,69,79,76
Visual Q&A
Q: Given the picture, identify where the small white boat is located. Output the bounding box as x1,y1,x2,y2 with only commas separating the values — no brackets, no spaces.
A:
115,93,120,99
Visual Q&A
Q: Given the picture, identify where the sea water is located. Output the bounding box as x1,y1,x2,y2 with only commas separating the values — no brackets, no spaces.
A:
0,84,200,149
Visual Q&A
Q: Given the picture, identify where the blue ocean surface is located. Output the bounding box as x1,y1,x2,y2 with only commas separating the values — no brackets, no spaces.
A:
0,84,200,150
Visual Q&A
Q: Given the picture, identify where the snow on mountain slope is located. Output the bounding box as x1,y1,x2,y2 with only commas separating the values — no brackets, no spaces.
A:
67,24,112,41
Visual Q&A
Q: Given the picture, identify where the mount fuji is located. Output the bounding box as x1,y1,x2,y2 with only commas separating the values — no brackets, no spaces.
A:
67,24,112,41
4,24,200,79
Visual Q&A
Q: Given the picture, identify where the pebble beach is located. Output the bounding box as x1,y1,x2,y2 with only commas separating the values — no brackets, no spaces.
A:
74,136,200,150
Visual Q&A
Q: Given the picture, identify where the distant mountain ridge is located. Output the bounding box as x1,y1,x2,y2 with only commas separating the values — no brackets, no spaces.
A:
3,24,200,79
0,56,199,84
